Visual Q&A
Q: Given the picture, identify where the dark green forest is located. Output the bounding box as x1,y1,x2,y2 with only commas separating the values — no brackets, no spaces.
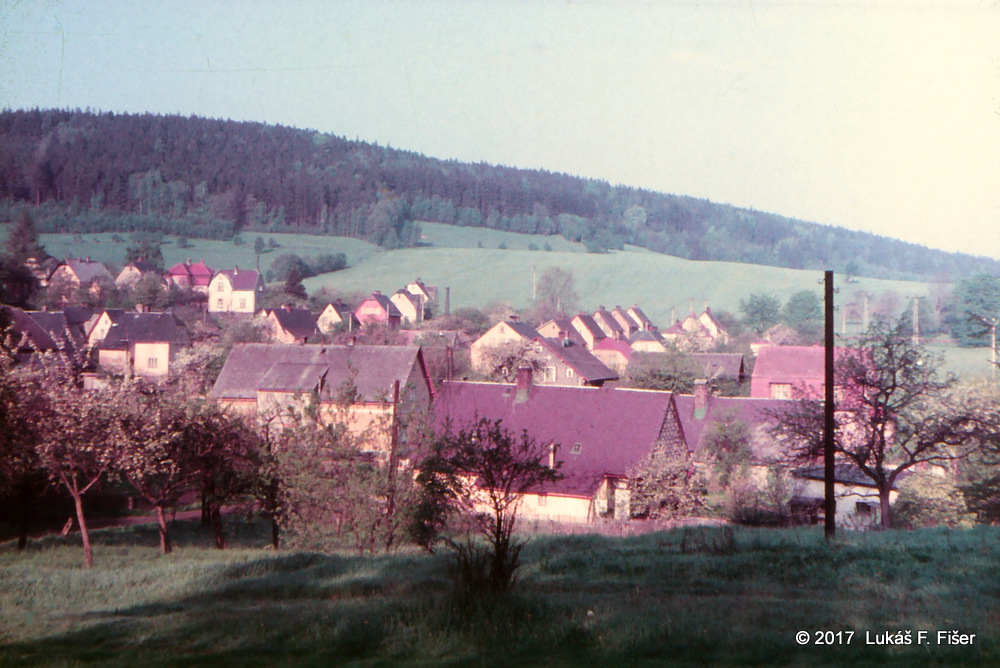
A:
1,108,997,280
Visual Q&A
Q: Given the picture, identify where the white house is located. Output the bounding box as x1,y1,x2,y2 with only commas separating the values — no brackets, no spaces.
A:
207,267,264,314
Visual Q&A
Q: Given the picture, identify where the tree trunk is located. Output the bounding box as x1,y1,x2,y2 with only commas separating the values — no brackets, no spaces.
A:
155,505,173,554
879,486,893,529
72,492,93,568
210,503,226,550
271,516,280,550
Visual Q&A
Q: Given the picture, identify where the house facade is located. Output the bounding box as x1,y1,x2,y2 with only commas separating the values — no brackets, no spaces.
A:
207,268,264,314
390,290,423,325
93,311,191,379
469,316,540,372
209,343,435,452
354,291,402,329
433,374,689,523
317,300,359,334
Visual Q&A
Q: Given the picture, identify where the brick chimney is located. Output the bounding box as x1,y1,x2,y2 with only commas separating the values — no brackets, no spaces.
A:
694,379,709,419
515,366,532,402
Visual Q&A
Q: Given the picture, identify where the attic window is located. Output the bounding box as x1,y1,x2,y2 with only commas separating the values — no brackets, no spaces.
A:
571,443,582,455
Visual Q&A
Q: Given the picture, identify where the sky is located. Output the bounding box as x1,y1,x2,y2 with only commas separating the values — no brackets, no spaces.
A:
1,0,999,258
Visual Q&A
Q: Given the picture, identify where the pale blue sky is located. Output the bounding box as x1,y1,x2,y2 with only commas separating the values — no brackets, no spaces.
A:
2,1,998,258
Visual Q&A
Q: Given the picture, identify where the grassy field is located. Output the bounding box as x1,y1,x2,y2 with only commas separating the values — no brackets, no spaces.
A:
2,222,929,327
2,521,999,667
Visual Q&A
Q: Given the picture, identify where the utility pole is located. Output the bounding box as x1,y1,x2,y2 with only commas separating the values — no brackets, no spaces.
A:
824,270,836,540
911,296,920,346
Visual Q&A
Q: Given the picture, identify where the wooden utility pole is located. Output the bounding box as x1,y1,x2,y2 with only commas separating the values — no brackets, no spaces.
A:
824,270,836,540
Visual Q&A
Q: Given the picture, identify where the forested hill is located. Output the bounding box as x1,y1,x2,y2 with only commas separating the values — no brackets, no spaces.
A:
1,108,996,280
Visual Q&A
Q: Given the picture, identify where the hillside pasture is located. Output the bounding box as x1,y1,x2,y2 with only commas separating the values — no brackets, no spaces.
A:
1,523,998,666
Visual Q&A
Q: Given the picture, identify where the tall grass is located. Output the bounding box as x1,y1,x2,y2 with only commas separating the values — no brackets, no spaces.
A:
2,522,999,666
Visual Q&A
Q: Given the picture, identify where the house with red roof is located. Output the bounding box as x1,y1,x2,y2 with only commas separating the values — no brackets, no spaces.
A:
207,267,265,314
433,372,689,522
355,291,403,329
165,259,214,293
592,336,632,374
675,380,888,527
262,305,320,344
750,345,832,399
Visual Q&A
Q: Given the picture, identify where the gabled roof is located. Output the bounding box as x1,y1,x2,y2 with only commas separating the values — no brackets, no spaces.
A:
611,306,640,332
27,310,88,349
491,317,539,341
216,268,263,291
571,313,606,341
627,305,654,330
168,259,214,278
537,318,586,346
359,291,403,318
123,259,161,275
593,336,633,359
406,278,437,301
534,336,619,384
593,307,625,336
265,307,320,340
794,463,908,489
58,258,113,283
392,290,421,309
686,353,745,380
673,393,794,462
209,343,433,403
1,305,58,352
629,329,663,344
433,380,679,498
99,312,191,350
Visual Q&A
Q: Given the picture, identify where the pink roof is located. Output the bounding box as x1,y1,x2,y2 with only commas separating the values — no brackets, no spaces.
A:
593,337,633,360
217,268,262,291
750,345,852,398
433,381,679,498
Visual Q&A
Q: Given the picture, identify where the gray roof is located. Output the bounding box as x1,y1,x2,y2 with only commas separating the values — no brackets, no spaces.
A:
100,312,191,350
209,343,432,403
217,268,262,291
534,336,619,384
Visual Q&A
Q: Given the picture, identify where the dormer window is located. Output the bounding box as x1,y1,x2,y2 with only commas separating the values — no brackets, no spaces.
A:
571,443,582,455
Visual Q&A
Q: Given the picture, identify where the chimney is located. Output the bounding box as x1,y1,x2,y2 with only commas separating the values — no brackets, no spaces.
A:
509,313,519,322
233,266,239,275
694,379,709,419
515,366,532,402
548,442,556,469
445,286,450,315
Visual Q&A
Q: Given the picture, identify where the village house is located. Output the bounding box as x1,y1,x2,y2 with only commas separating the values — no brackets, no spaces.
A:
674,381,888,527
592,306,627,340
316,300,359,334
570,313,607,350
611,306,640,339
536,317,585,346
629,329,669,353
390,289,424,325
115,259,163,289
661,306,730,351
687,352,747,385
165,259,214,293
207,267,265,314
27,305,94,354
209,343,434,452
591,336,632,375
0,305,62,361
433,371,690,523
92,311,191,379
530,336,619,387
262,305,320,344
469,315,540,372
47,257,114,298
354,291,402,329
627,305,655,332
750,345,834,399
403,278,437,319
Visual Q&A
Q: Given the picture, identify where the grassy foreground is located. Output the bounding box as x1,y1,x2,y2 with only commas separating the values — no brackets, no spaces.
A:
2,521,999,667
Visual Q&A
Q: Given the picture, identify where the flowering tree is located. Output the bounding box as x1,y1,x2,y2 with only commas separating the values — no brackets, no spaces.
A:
419,418,562,594
770,319,1000,528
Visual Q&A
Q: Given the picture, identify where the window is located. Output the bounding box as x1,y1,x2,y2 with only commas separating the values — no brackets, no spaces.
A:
147,357,158,369
239,298,247,309
571,443,582,455
770,383,792,400
216,298,224,308
566,368,575,378
543,366,556,383
537,494,547,507
216,281,223,292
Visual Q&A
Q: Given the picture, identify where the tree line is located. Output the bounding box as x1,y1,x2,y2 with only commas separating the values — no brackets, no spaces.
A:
2,108,998,279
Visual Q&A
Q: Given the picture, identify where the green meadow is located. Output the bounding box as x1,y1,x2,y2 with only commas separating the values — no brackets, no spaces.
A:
2,521,999,666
